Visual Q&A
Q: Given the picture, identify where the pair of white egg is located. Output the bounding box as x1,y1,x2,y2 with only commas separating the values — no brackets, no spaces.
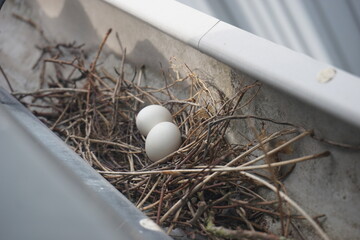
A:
136,105,182,162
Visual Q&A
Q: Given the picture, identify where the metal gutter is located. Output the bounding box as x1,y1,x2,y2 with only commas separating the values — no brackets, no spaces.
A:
0,88,171,240
104,0,360,128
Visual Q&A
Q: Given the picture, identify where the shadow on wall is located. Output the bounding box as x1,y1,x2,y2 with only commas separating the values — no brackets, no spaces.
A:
127,39,170,73
1,0,172,90
36,0,170,75
36,0,100,46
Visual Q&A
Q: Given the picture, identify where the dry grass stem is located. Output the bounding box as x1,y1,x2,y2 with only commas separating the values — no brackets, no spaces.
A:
0,64,14,92
240,172,330,240
98,151,329,176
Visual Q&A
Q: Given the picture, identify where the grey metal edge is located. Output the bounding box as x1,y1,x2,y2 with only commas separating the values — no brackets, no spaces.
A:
0,87,171,240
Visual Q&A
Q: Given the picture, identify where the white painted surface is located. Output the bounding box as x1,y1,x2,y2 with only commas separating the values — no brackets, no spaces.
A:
177,0,360,77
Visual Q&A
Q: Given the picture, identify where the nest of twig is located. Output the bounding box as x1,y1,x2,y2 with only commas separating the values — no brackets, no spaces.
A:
11,25,331,240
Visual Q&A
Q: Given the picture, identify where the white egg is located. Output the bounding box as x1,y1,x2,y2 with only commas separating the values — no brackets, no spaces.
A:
145,122,182,162
136,105,173,136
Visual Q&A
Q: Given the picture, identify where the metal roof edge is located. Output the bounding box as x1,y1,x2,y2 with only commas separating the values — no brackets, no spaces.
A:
103,0,360,128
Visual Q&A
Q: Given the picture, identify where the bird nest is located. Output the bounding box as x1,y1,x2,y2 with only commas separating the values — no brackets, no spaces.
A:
10,22,331,240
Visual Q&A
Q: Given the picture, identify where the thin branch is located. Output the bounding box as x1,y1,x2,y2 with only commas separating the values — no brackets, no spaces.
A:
240,172,330,240
12,88,88,96
206,211,283,240
0,65,14,92
98,151,329,176
90,28,112,72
